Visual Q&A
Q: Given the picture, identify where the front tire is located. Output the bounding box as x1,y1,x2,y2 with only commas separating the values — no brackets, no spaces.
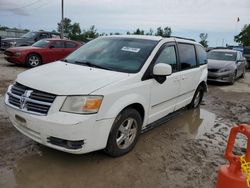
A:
230,72,237,85
240,68,245,78
188,85,204,109
26,54,41,68
104,108,142,157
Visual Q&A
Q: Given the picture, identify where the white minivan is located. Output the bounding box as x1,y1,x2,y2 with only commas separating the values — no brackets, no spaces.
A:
5,35,208,156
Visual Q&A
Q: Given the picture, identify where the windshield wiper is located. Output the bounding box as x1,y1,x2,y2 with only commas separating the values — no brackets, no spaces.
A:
73,60,114,71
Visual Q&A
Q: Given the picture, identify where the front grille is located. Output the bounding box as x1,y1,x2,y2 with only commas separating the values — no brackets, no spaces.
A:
4,50,14,56
208,68,218,72
7,82,56,115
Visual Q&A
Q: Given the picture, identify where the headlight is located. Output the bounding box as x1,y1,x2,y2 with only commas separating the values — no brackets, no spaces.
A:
60,96,103,114
15,52,22,56
9,41,16,47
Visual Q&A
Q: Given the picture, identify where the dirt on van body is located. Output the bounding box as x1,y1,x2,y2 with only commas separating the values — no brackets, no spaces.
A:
0,53,250,188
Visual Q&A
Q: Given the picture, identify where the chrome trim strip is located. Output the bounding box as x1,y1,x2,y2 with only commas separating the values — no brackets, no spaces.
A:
7,92,52,106
5,94,46,116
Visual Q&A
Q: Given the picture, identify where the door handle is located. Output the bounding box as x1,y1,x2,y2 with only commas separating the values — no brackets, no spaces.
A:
174,76,181,81
182,75,187,80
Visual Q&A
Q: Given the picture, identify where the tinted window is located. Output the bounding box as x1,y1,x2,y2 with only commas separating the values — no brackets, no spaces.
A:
39,33,49,39
178,43,197,70
155,45,177,71
65,37,158,73
52,41,64,48
207,51,236,61
196,45,207,65
21,32,36,39
32,40,50,48
65,42,77,48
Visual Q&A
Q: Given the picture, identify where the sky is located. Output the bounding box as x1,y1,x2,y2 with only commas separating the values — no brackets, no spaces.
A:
0,0,250,46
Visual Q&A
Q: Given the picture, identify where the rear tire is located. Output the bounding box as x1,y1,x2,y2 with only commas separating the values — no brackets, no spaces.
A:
188,85,204,109
104,108,142,157
26,54,41,68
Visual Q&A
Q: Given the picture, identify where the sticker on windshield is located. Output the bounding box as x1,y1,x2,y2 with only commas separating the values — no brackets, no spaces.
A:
225,53,233,56
121,46,140,53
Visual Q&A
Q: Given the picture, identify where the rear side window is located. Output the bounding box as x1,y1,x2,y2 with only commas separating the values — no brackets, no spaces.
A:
39,33,49,39
178,43,197,70
65,42,77,48
196,45,207,65
52,41,64,48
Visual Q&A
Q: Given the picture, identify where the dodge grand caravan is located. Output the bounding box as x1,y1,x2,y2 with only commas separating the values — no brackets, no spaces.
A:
4,35,208,157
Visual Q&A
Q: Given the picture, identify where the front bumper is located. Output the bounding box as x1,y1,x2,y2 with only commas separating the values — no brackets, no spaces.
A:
4,95,114,154
4,56,25,64
207,71,234,83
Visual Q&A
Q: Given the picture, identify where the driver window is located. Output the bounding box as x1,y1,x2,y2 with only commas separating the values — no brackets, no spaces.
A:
155,45,177,72
39,33,49,39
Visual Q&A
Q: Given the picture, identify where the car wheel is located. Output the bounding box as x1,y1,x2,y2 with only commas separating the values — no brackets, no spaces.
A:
188,85,204,109
104,108,142,157
240,68,245,78
26,54,41,68
230,72,237,85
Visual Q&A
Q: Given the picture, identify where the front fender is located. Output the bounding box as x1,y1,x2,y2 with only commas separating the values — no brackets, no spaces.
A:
97,93,149,127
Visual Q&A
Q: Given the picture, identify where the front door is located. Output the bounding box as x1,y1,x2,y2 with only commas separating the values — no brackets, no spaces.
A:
148,43,181,124
45,40,65,63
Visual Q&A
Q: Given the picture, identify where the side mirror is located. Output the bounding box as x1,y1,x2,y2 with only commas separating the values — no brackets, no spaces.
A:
49,45,55,49
153,63,172,76
236,59,243,64
152,63,172,84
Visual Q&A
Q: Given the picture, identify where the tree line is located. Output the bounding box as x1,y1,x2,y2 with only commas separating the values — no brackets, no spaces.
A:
58,18,209,47
1,19,250,47
57,18,172,42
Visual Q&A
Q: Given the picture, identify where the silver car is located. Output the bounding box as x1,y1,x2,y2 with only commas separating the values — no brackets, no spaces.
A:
207,49,246,84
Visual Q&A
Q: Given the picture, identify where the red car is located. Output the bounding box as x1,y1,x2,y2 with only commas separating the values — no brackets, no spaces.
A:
4,39,81,67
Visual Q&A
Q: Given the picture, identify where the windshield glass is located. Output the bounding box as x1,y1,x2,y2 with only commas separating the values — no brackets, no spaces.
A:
207,51,236,61
21,31,36,38
65,37,158,73
32,40,50,48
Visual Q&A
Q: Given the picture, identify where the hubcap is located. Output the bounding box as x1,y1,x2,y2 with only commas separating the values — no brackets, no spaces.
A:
29,56,39,66
116,118,138,149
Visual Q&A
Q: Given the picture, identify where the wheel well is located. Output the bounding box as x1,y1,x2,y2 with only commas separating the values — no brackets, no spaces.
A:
27,52,42,63
199,81,207,92
123,103,145,123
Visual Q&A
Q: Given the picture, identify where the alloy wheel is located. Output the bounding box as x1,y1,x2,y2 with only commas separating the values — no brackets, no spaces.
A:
116,118,138,149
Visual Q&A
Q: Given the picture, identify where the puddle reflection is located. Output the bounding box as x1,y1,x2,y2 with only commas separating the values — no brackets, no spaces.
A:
2,108,216,188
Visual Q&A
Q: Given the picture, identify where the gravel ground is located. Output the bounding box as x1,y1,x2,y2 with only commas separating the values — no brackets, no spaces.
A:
0,54,250,188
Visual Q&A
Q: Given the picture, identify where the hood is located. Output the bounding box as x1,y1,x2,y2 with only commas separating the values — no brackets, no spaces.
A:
207,59,235,69
7,46,41,52
16,61,129,95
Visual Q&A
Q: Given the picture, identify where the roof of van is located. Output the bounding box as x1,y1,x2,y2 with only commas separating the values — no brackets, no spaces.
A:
102,35,198,44
210,49,238,53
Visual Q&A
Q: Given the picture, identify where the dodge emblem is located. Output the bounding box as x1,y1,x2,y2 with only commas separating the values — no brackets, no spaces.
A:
20,90,33,109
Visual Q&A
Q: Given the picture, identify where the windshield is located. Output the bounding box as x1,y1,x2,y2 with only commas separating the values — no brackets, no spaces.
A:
21,31,37,38
207,51,236,61
32,39,50,48
65,37,158,73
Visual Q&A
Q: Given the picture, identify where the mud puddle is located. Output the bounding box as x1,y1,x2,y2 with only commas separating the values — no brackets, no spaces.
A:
0,108,229,188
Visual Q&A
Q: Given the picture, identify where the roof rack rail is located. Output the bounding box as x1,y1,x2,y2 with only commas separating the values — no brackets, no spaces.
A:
167,36,196,42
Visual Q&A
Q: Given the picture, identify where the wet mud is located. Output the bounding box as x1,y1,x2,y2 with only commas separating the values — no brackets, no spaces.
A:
0,54,250,188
